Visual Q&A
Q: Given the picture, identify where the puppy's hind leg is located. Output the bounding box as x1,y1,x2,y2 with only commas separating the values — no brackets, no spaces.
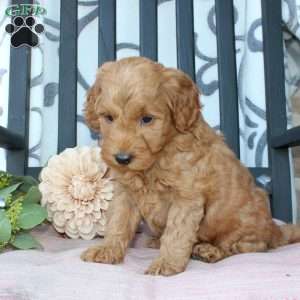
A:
192,238,267,263
192,243,226,263
230,239,268,255
220,233,268,257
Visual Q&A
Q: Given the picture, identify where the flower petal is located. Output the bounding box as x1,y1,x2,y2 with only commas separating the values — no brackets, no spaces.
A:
39,146,113,239
53,211,66,227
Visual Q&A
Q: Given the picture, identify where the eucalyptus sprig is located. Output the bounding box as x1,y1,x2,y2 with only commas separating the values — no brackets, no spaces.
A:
0,171,47,251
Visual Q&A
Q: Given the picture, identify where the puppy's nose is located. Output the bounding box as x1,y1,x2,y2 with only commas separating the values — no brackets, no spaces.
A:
115,152,133,165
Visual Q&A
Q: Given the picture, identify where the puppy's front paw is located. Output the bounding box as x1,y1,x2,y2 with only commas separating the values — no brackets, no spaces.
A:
81,244,124,264
145,257,184,276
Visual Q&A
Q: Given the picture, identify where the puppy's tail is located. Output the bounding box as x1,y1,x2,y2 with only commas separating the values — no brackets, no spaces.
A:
271,223,300,247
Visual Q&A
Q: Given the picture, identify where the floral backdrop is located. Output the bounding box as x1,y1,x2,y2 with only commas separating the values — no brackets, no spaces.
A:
0,0,300,214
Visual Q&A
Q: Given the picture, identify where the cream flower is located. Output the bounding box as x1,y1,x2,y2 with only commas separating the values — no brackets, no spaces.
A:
39,146,113,240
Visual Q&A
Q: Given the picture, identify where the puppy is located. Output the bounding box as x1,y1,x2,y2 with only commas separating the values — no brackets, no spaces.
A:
81,56,300,276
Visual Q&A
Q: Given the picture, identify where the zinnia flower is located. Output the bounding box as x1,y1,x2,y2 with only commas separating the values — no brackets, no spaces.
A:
39,146,113,240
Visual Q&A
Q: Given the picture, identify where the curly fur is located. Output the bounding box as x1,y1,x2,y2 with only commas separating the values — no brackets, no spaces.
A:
81,56,300,276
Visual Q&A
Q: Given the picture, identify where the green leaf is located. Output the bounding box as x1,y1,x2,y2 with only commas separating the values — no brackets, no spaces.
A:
18,204,47,230
23,186,42,204
12,175,38,186
16,176,39,193
0,183,22,199
11,232,41,250
0,210,11,242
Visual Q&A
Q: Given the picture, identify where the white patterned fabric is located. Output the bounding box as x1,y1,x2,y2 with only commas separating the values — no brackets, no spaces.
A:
0,1,300,166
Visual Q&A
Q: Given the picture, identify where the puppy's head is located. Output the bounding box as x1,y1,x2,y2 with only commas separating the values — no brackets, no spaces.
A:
84,57,201,172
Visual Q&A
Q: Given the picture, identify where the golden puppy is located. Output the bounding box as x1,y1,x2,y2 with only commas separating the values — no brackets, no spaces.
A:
81,56,300,276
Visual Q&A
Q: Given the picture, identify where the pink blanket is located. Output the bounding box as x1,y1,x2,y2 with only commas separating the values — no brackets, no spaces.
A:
0,224,300,300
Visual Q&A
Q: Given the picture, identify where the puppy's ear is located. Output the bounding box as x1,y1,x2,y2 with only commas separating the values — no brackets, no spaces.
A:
84,81,102,132
162,68,201,133
84,62,115,132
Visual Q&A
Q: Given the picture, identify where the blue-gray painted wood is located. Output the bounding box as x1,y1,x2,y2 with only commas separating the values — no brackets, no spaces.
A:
99,0,116,65
176,0,195,81
262,0,292,222
27,167,42,179
271,125,300,149
57,0,78,152
0,126,25,150
140,0,157,61
215,0,240,158
6,0,32,175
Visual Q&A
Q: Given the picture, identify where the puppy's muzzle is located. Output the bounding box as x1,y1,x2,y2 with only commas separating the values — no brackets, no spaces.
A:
115,152,133,165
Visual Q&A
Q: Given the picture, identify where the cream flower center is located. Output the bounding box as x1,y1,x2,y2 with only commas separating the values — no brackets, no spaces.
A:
69,175,97,202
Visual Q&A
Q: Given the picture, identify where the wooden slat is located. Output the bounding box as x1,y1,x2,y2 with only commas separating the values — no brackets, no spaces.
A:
262,0,292,222
99,0,116,65
6,0,33,175
0,126,25,150
140,0,157,61
57,0,78,152
271,126,300,149
175,0,195,80
215,0,240,157
26,167,42,179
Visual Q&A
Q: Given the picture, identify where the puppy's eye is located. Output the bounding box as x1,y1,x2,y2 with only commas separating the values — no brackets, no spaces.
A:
140,116,153,126
104,115,114,123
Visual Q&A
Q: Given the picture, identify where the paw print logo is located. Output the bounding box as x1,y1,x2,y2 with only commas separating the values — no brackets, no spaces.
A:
5,16,44,48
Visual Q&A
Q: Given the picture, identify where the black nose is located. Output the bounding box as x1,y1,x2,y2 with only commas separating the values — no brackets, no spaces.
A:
115,153,133,165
